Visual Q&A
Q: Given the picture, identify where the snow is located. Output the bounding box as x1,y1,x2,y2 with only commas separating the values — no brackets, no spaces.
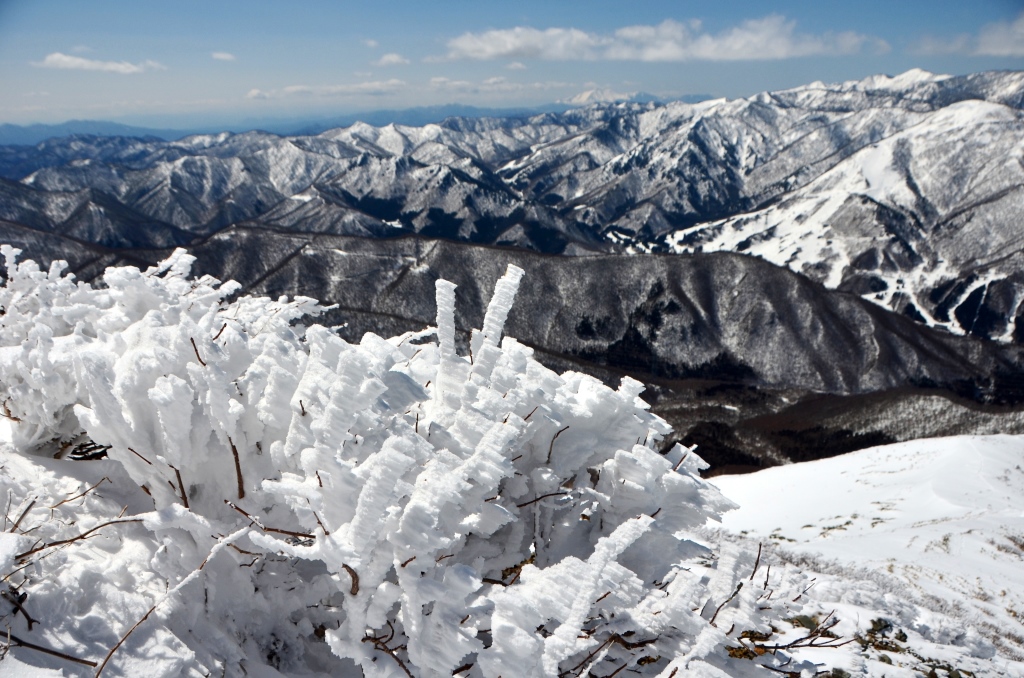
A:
661,96,1024,335
0,249,824,677
711,435,1024,675
0,248,1020,676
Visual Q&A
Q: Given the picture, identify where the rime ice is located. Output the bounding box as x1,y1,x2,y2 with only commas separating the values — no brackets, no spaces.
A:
0,248,988,677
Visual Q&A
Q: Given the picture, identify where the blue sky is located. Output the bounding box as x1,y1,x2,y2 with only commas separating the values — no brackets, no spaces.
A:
2,0,1024,127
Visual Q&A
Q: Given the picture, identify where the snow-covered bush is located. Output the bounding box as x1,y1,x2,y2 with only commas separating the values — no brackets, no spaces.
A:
0,248,818,676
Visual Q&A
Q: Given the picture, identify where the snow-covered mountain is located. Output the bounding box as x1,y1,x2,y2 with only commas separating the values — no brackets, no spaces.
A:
1,70,1024,343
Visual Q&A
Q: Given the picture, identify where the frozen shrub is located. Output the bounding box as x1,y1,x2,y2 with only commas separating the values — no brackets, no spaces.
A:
0,248,816,676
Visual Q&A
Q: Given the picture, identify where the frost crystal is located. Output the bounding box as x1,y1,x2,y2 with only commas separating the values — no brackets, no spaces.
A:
0,249,815,676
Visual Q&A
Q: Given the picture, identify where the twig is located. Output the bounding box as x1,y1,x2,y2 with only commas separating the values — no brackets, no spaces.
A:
171,466,189,509
10,499,35,533
189,337,207,367
547,425,570,463
709,583,743,626
1,589,38,630
517,491,568,508
127,447,153,465
749,542,762,581
6,633,96,667
1,400,21,423
792,580,815,602
607,661,629,677
50,477,109,510
306,501,329,536
563,633,658,678
755,611,854,652
16,518,143,561
342,563,359,595
224,501,314,540
523,406,539,421
564,636,615,675
95,529,247,676
212,323,227,341
228,437,245,499
361,633,413,678
673,453,689,472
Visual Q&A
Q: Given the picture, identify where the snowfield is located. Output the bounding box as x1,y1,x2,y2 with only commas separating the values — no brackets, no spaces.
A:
0,250,1019,677
711,435,1024,676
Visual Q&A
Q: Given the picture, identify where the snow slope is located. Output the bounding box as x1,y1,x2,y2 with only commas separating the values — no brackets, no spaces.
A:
712,435,1024,675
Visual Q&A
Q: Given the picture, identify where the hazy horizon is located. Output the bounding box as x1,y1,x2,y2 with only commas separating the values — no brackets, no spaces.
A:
3,1,1024,127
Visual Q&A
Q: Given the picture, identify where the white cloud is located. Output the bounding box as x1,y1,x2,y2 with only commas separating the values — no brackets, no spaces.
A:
212,52,237,61
976,12,1024,57
506,61,527,70
911,12,1024,57
429,76,568,94
363,39,379,48
443,16,887,62
247,80,404,100
280,79,405,97
32,52,165,74
909,34,972,56
373,53,410,67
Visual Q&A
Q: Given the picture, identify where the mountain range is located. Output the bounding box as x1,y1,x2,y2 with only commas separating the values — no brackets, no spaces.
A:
3,69,1024,470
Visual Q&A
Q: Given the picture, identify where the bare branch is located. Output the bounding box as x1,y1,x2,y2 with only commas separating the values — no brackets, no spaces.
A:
16,518,143,561
547,425,570,463
6,633,96,667
50,477,109,510
228,437,244,499
224,501,314,540
189,337,207,367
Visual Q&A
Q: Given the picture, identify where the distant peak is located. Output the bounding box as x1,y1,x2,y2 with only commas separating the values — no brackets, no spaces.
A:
560,89,658,105
858,68,951,90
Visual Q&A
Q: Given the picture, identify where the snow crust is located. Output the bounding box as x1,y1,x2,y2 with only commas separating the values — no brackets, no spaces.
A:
0,250,826,676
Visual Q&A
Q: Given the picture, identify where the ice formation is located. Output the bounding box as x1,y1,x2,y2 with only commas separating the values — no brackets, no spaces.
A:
0,248,819,676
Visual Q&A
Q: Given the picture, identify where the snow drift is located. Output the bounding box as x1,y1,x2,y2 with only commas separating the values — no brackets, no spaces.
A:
0,249,823,676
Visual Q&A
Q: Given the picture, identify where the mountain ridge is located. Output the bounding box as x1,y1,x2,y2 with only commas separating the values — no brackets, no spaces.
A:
2,70,1023,343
